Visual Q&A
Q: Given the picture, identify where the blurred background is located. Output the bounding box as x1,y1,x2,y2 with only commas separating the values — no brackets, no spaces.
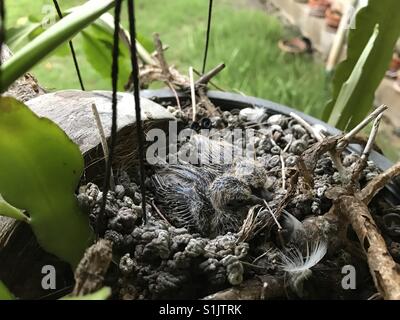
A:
5,0,400,161
6,0,329,113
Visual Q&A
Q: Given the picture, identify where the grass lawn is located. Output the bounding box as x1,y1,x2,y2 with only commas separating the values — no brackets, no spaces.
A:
5,0,330,115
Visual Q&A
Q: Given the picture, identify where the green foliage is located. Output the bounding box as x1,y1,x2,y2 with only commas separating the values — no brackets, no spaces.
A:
143,0,328,114
0,0,120,92
323,0,400,129
327,26,378,128
0,97,93,267
0,193,30,223
61,287,111,300
81,23,131,90
0,281,14,300
6,0,328,112
6,15,70,57
6,6,153,92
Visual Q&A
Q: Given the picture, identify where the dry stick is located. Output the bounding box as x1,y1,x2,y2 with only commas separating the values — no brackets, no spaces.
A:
337,195,400,300
264,201,282,231
351,113,385,182
252,251,270,264
193,68,225,91
361,113,383,161
289,112,324,141
337,104,388,150
73,239,113,296
189,66,196,122
153,33,170,80
91,103,115,190
359,161,400,204
202,275,285,300
151,200,172,226
280,135,292,190
260,282,269,300
167,82,182,110
153,33,181,110
195,63,225,118
280,154,286,190
195,63,225,87
368,292,382,300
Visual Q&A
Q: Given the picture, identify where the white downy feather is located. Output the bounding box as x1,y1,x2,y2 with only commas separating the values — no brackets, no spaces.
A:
281,211,306,243
277,212,328,296
277,240,327,297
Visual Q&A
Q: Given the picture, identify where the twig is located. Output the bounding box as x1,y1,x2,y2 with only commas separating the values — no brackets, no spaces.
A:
202,275,285,300
264,201,282,231
337,105,388,151
367,292,382,300
73,239,113,296
91,103,115,190
260,282,269,300
359,161,400,204
189,66,196,122
280,135,292,190
152,34,182,109
193,68,225,91
151,200,172,226
195,63,225,87
166,82,181,110
351,112,385,182
240,261,267,269
361,113,383,161
289,112,324,142
252,251,270,264
153,33,170,81
280,154,286,190
337,195,400,300
236,205,261,243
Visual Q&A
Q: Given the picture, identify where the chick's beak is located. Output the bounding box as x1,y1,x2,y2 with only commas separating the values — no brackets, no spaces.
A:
248,195,265,205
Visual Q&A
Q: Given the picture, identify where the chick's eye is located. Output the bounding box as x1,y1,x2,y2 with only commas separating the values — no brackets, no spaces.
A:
234,199,246,206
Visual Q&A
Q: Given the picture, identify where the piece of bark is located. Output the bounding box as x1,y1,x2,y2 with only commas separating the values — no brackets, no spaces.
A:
202,275,285,300
73,239,113,296
338,195,400,300
26,90,175,156
25,90,176,176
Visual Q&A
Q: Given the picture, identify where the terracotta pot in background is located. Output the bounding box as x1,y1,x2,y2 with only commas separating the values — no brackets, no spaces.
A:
308,0,331,18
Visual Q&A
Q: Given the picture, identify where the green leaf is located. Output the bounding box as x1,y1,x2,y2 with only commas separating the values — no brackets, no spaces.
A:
136,33,155,54
0,194,30,223
93,13,155,65
61,287,111,300
81,24,131,90
6,23,42,50
0,281,14,300
323,0,400,129
327,26,379,128
0,97,93,267
0,0,122,92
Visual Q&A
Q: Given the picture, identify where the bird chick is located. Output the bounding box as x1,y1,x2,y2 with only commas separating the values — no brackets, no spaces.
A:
150,165,264,238
149,134,270,238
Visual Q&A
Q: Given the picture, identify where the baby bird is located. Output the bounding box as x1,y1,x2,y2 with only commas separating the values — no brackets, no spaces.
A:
151,165,265,237
150,135,270,238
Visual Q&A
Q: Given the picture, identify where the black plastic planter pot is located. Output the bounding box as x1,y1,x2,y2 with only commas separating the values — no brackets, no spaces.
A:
141,89,400,202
